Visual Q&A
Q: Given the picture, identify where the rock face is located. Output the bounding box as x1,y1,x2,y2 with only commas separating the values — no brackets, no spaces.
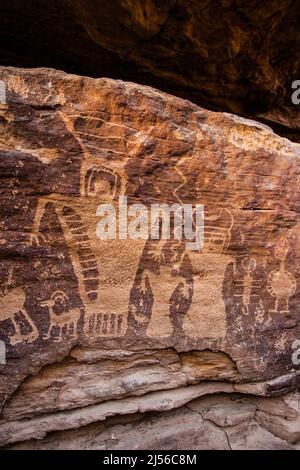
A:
0,67,299,449
1,1,300,141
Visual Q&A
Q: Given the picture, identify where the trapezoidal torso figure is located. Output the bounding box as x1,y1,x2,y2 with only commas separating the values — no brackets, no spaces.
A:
267,237,296,314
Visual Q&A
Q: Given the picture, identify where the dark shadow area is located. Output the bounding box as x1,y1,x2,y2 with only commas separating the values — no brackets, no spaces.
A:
0,0,300,141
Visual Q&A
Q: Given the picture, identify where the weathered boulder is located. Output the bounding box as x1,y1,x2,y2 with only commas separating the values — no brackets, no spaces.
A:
0,67,299,449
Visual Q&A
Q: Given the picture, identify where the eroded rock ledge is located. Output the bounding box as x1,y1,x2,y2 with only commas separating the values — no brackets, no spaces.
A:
0,67,299,449
2,375,300,450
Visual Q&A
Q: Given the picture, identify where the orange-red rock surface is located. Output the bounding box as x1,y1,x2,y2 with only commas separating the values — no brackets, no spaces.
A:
0,67,299,449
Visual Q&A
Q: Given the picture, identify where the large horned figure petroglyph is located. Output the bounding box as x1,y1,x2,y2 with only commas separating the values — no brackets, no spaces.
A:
30,108,147,339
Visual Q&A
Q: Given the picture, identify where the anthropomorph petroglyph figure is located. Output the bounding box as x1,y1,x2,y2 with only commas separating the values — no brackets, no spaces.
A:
29,110,148,339
129,238,193,338
0,267,39,345
129,206,234,340
267,237,296,314
234,257,262,316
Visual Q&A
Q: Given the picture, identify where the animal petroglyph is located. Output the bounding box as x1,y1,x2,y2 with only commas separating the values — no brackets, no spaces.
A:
267,238,296,314
41,291,81,342
0,268,39,345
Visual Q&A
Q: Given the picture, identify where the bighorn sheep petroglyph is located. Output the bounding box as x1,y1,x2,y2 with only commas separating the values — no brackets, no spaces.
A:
0,268,39,345
41,291,81,341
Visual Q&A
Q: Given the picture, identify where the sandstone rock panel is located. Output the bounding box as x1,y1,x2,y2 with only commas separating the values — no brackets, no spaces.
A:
0,68,299,447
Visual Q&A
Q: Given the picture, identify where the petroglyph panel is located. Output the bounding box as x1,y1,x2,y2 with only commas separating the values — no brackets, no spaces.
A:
0,67,299,397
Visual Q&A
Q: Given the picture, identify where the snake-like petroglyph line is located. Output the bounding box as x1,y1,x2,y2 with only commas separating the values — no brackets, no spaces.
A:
67,112,192,144
84,143,126,155
76,130,134,143
66,113,138,133
173,132,200,206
